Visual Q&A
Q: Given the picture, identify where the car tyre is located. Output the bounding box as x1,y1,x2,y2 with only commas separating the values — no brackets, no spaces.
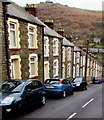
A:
41,96,46,105
62,90,66,98
71,90,74,95
85,86,87,90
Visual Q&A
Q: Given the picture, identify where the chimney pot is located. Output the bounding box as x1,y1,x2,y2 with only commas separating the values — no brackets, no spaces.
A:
44,20,54,29
57,27,64,36
25,4,37,17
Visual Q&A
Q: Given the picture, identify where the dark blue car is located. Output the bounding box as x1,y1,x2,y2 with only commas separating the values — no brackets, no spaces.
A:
44,78,74,98
0,79,46,114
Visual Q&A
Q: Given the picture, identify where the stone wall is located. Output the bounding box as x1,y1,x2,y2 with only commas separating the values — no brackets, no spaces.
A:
0,1,2,80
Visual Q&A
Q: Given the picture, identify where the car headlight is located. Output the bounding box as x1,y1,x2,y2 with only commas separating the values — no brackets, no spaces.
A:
76,84,80,86
1,97,14,104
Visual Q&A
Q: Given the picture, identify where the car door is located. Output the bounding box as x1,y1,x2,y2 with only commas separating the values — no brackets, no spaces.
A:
32,80,43,103
23,80,35,107
62,79,70,93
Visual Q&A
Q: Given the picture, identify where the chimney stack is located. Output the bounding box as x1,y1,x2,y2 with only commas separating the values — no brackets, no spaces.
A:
57,27,65,36
44,20,54,29
25,4,37,17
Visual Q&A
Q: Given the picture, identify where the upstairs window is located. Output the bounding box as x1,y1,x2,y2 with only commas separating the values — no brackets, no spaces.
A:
10,23,16,47
29,27,34,47
53,59,58,77
8,18,20,49
53,38,58,56
28,24,37,49
44,36,49,57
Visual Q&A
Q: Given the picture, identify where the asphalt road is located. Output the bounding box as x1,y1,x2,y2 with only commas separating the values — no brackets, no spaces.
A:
7,83,103,120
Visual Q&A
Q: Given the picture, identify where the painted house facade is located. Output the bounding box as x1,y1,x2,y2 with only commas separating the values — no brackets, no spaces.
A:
2,1,44,81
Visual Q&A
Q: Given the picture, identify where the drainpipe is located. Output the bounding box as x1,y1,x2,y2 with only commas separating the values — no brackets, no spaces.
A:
2,2,11,79
71,46,74,79
61,38,63,78
42,27,44,83
84,40,89,81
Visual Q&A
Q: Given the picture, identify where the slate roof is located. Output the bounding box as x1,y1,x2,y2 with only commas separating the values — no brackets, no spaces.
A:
7,1,44,26
44,25,63,38
6,1,63,38
74,46,81,52
89,48,104,53
62,37,74,47
2,0,12,3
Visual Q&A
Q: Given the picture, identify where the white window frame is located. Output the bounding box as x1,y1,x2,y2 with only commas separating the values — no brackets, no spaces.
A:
67,47,71,61
53,59,58,77
28,23,38,49
62,47,65,62
67,63,71,77
8,18,20,48
29,54,38,78
44,36,49,57
9,55,21,79
53,38,58,56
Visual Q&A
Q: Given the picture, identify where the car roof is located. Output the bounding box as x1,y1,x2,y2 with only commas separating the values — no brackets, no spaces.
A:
2,79,41,83
46,78,65,81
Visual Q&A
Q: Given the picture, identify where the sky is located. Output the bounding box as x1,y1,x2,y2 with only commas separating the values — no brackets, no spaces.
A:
11,0,104,11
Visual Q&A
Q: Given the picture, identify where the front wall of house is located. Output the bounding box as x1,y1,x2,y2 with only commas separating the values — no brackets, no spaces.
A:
47,37,62,78
2,16,43,80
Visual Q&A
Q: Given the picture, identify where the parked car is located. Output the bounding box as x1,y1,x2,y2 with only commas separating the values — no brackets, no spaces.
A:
44,78,74,98
0,79,46,114
71,77,87,90
92,77,102,84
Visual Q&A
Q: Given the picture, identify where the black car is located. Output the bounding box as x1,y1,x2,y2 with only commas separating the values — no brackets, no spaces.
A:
71,77,87,90
92,77,102,84
0,79,46,114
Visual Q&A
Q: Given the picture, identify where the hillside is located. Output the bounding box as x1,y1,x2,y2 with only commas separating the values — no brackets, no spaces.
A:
36,2,102,40
36,2,103,65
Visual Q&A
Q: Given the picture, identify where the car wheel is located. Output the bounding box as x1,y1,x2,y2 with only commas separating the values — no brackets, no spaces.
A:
62,90,66,98
71,90,74,95
85,86,87,90
41,96,46,105
17,102,22,110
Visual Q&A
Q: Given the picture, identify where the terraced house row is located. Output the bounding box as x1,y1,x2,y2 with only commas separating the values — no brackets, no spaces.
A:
1,0,102,82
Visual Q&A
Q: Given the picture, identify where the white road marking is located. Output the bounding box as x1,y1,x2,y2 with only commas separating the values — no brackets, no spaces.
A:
66,112,77,120
82,98,94,108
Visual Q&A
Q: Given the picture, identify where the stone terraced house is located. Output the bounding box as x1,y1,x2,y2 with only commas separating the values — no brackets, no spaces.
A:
2,1,45,81
62,37,74,79
43,22,63,80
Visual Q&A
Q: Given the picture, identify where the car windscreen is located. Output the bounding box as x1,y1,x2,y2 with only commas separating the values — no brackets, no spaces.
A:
73,78,82,83
0,80,24,93
94,78,101,81
45,79,60,84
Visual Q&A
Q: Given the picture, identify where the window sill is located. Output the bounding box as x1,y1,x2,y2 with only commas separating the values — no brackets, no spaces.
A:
29,48,38,50
9,48,21,50
29,76,38,79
